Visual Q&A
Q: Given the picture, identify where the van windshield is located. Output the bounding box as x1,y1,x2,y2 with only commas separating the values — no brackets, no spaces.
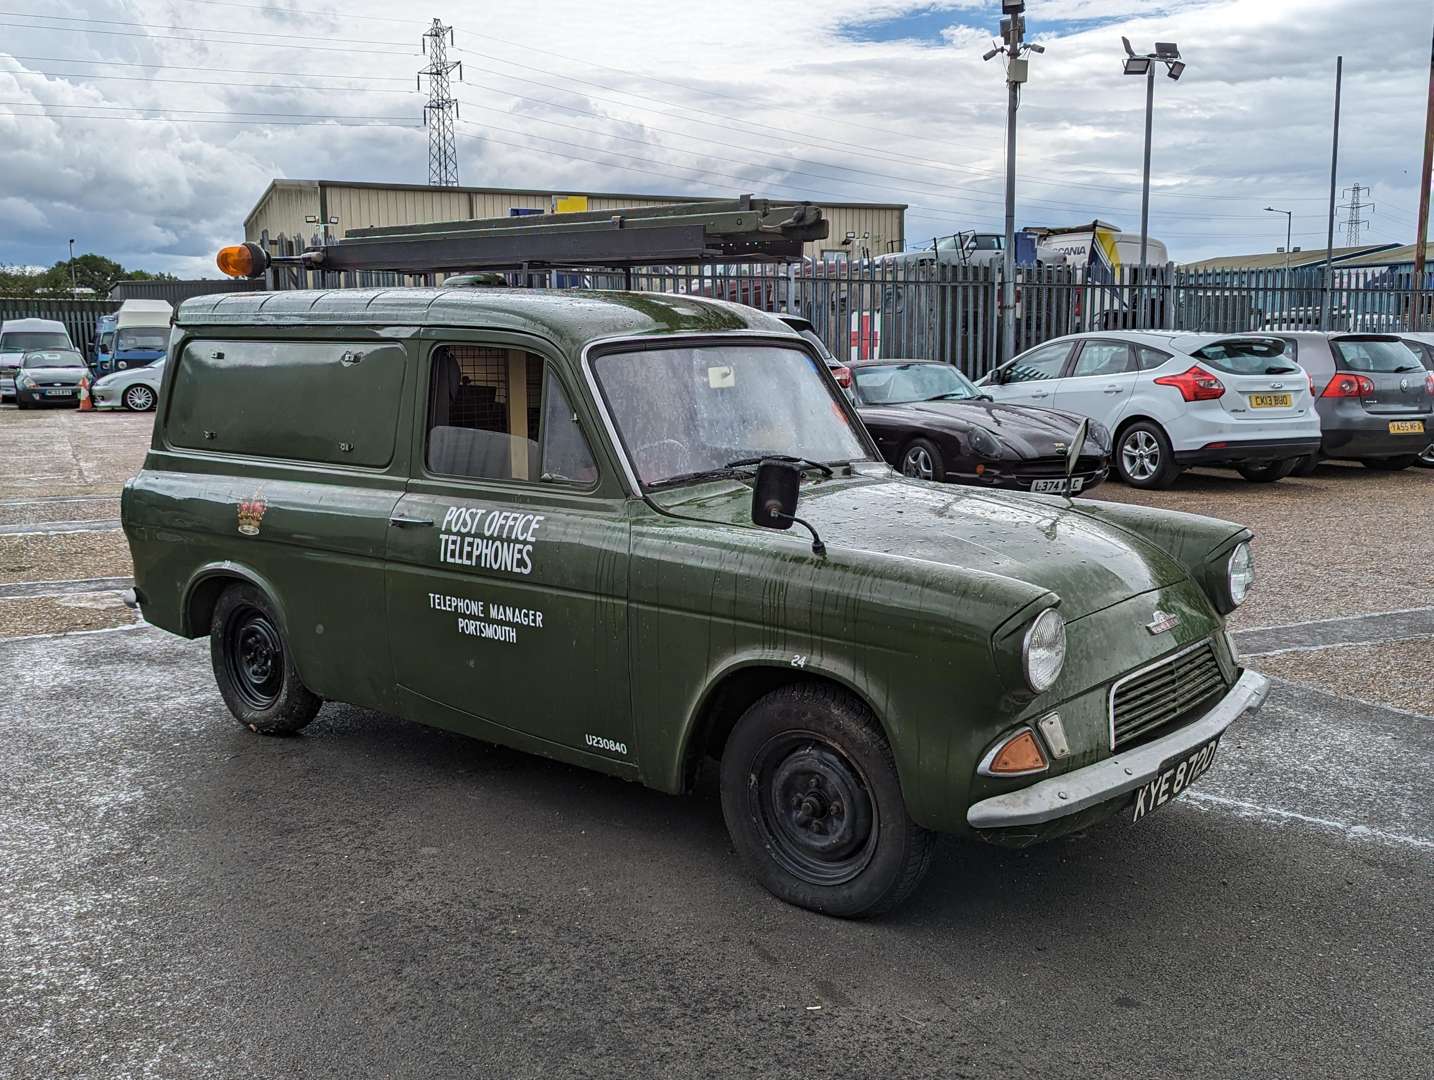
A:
23,350,85,368
1,331,70,353
115,328,168,352
592,344,870,489
1330,338,1425,373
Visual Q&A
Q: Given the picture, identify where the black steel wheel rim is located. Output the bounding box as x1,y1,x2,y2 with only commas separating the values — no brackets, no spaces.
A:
223,604,284,710
747,731,878,886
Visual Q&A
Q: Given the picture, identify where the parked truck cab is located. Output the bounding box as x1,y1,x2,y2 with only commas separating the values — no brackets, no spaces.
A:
123,287,1269,917
95,299,172,378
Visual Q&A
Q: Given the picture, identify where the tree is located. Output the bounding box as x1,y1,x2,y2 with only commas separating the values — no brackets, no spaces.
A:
0,254,177,296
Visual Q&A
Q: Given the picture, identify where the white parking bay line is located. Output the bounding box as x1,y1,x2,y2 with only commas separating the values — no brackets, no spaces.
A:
1183,791,1434,852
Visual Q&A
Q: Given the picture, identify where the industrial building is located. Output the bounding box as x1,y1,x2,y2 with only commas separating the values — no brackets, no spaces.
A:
243,180,906,264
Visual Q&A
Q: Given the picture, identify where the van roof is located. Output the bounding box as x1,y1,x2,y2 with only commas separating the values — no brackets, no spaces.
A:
0,318,69,333
176,288,790,352
117,299,173,314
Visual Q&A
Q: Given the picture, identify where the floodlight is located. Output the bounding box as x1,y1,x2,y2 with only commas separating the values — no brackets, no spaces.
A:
1123,57,1152,75
983,46,1002,61
1028,42,1045,54
1001,0,1025,12
1155,42,1180,59
1167,60,1186,80
304,214,319,224
1122,36,1135,57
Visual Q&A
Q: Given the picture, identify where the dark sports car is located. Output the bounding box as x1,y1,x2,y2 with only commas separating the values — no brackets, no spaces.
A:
849,359,1112,494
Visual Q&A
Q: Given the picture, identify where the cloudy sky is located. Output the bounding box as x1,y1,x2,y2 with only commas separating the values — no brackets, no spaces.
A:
1,0,1430,276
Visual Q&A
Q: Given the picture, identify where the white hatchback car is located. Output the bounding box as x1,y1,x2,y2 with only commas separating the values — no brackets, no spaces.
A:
977,332,1323,488
92,356,163,411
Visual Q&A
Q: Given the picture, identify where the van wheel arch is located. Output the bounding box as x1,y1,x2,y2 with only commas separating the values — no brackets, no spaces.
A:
681,666,893,793
184,568,287,640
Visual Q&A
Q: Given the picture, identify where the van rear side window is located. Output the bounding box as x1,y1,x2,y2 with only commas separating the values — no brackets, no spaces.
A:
166,340,406,467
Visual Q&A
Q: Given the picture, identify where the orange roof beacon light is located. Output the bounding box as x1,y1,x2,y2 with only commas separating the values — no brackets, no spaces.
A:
216,242,269,279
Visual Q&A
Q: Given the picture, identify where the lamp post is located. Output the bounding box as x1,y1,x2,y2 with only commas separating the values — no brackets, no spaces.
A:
1122,39,1185,324
68,238,77,292
1265,207,1293,318
984,0,1044,362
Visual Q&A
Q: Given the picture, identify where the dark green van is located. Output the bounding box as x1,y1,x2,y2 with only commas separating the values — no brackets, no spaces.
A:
122,288,1269,916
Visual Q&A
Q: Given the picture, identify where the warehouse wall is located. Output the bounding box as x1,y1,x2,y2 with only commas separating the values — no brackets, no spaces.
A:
244,181,903,262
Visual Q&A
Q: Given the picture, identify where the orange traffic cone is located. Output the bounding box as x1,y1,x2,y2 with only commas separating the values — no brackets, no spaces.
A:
78,375,94,412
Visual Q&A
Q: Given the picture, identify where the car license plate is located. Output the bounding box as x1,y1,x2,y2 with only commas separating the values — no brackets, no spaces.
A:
1389,419,1425,434
43,389,74,397
1031,476,1083,494
1131,735,1221,823
1249,393,1293,409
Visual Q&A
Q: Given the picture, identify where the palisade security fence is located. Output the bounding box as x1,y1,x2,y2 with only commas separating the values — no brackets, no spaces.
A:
254,229,1434,379
0,296,121,355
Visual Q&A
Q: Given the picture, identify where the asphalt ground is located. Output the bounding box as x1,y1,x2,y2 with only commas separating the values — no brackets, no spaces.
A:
2,404,1432,1078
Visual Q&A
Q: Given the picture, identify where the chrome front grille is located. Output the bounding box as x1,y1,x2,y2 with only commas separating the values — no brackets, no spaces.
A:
1110,640,1227,750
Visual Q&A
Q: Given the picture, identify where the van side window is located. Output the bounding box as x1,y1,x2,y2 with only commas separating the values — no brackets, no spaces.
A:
426,345,598,486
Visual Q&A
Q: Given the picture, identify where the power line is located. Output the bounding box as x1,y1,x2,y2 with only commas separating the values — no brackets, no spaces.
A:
2,99,410,121
0,9,415,49
4,67,419,94
0,110,418,128
4,53,416,82
0,19,414,54
451,93,1273,223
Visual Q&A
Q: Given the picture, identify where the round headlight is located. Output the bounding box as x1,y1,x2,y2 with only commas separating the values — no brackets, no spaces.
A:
1227,542,1254,607
1022,608,1067,693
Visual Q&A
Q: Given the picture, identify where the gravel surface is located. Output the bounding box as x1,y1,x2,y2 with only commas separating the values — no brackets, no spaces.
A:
0,529,132,585
0,404,151,499
1089,462,1434,629
1253,636,1434,715
0,592,137,638
0,496,120,527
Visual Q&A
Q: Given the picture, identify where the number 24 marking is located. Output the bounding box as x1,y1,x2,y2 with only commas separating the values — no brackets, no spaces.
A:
790,654,808,669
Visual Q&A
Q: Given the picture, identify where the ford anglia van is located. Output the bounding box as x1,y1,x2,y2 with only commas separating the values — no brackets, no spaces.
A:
122,287,1269,917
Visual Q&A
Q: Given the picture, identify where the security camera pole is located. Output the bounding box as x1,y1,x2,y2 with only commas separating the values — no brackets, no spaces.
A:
984,1,1043,362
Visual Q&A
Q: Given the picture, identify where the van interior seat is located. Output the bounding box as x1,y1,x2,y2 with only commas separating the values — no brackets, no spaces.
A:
429,425,537,481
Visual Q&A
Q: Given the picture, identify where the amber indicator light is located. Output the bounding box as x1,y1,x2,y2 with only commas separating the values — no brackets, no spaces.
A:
988,729,1048,774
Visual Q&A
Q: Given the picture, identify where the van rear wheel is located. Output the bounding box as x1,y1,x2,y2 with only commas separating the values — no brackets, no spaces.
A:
719,684,934,918
210,584,321,735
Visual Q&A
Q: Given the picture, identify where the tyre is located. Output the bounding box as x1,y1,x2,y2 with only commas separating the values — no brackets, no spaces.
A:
123,383,156,411
15,400,28,411
1290,454,1319,477
1417,444,1434,469
1362,455,1418,471
210,584,321,735
899,437,945,482
1237,458,1297,483
1115,421,1181,489
719,684,935,918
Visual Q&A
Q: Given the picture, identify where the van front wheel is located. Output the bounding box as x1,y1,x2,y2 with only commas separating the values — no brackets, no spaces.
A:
719,685,934,918
210,584,321,735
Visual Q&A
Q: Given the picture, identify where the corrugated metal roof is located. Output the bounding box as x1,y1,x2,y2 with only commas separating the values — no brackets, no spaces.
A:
1335,243,1430,267
1182,244,1396,271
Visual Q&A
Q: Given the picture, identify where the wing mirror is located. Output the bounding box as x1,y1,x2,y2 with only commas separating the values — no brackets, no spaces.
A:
750,459,826,556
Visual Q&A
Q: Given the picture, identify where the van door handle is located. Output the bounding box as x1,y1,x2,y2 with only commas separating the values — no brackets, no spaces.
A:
389,515,435,528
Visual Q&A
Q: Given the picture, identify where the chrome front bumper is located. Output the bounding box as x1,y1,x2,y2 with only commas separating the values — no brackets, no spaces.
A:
967,669,1271,829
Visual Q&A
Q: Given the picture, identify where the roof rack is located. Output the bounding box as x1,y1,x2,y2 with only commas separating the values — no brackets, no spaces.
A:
261,196,828,277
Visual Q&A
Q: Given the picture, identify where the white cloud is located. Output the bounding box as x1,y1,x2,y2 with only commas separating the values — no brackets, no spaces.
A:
0,0,1428,273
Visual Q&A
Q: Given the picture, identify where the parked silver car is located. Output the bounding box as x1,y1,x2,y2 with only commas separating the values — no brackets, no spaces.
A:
13,349,88,409
92,356,164,411
1263,332,1433,473
1393,333,1434,467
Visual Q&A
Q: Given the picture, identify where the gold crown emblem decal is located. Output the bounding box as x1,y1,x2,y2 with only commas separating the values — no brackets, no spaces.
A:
236,494,268,536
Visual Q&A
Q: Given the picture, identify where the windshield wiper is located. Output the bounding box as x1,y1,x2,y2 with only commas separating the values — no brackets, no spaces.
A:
1264,366,1299,374
646,467,748,490
921,392,972,402
724,454,834,477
